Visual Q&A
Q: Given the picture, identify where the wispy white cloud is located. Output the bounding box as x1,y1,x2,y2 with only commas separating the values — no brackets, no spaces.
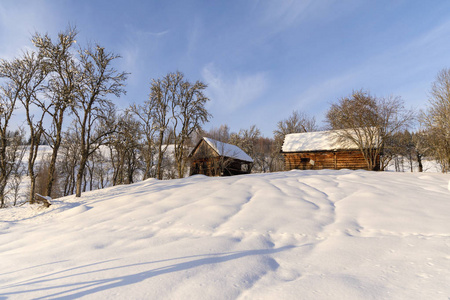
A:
406,19,450,49
256,0,358,35
201,63,269,113
149,30,170,37
124,24,170,38
260,0,313,28
186,16,202,58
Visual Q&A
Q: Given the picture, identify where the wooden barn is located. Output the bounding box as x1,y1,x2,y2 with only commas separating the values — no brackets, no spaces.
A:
281,129,380,171
189,137,253,176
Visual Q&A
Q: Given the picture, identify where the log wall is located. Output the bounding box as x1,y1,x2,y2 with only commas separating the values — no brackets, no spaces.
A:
283,150,378,171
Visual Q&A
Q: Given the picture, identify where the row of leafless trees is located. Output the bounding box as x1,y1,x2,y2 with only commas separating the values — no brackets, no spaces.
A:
0,28,210,207
0,27,129,208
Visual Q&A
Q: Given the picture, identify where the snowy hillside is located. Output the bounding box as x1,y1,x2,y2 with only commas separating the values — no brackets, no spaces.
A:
1,170,449,299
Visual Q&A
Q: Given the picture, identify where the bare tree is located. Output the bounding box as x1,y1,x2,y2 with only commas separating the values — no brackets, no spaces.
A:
130,103,157,180
0,128,25,207
273,110,317,141
272,110,318,172
385,130,414,172
412,131,429,172
6,130,27,206
171,73,210,178
1,51,48,203
252,137,273,173
32,27,80,197
72,44,127,197
0,61,24,207
90,148,111,189
149,73,181,179
205,124,231,143
148,71,210,179
326,90,414,171
388,130,428,172
108,111,142,185
229,125,260,172
59,128,80,196
422,68,450,172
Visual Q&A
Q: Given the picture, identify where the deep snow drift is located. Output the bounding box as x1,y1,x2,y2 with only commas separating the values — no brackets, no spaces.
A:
1,170,449,299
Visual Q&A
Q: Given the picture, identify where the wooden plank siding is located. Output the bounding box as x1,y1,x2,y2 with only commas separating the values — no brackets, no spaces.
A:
190,157,249,176
283,150,379,171
191,139,217,160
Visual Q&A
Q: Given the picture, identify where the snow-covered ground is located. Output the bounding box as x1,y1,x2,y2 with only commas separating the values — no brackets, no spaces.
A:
1,170,449,299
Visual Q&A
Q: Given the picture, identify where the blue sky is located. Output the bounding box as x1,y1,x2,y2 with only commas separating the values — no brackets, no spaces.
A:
2,1,450,136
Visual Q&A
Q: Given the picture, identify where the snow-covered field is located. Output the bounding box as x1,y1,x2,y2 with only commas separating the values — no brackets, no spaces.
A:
1,170,449,299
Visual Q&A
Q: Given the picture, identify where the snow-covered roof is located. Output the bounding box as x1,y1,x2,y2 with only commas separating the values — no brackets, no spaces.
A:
282,129,363,152
203,137,253,163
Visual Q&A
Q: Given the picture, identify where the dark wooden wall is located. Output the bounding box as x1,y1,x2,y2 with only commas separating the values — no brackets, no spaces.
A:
189,140,251,176
283,150,379,171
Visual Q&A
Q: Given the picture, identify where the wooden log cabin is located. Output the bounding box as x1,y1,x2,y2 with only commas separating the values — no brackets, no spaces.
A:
189,137,253,176
281,129,380,171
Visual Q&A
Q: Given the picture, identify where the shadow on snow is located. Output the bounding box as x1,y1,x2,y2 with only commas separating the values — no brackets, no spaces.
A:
0,245,296,299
